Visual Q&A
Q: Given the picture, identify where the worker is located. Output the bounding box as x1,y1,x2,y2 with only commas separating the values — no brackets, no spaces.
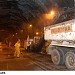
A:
27,41,31,52
24,40,28,50
14,39,21,58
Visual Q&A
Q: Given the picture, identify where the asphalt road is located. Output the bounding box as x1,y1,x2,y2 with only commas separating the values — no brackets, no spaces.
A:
0,47,40,71
0,47,68,71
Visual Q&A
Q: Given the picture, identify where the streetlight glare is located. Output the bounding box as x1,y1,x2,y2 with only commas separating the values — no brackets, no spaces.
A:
29,24,32,27
36,32,39,35
50,11,55,15
45,10,55,20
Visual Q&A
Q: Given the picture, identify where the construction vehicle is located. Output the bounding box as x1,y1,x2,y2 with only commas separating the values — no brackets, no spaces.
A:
44,19,75,70
25,36,41,52
44,7,75,70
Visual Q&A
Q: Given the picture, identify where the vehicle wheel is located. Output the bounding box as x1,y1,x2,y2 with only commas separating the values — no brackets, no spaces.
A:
51,49,64,65
65,51,75,70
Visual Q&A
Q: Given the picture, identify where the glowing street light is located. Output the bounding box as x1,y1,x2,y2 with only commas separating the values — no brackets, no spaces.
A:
36,32,39,35
45,10,55,20
50,11,55,15
29,24,32,27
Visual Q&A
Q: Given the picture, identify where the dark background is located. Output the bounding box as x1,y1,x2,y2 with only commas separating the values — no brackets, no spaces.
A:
0,0,74,41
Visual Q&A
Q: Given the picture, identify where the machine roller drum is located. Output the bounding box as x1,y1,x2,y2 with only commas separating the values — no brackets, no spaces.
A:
65,51,75,70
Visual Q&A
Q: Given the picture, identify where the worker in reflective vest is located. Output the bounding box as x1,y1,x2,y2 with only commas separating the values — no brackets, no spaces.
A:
14,40,21,58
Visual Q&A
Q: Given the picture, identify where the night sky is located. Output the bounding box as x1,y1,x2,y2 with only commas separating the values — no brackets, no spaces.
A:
0,0,74,41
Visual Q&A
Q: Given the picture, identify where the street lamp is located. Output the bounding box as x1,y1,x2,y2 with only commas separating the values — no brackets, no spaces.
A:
45,10,55,20
29,24,32,27
50,11,55,15
27,24,33,38
36,32,39,36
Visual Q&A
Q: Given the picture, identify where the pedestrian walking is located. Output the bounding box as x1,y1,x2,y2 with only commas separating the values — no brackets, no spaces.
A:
14,39,21,58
